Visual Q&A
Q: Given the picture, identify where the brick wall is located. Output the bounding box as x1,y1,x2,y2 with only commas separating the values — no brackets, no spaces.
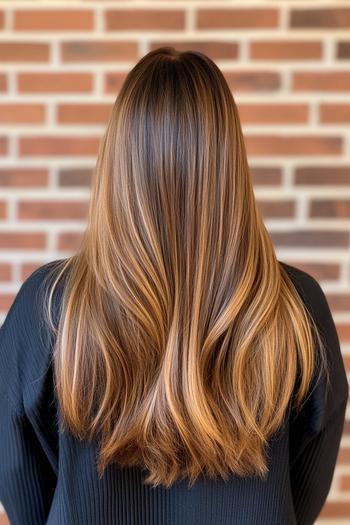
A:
0,0,350,523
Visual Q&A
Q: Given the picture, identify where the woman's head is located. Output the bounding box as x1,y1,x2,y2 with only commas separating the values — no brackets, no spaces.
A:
42,47,328,488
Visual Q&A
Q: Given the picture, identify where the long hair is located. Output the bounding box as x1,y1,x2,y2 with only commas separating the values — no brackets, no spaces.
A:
41,47,329,488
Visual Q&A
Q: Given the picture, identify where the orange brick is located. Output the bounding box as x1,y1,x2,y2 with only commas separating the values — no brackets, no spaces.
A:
18,73,93,93
0,103,45,124
0,11,4,30
293,71,350,91
238,103,308,124
250,40,322,60
19,136,101,157
0,168,48,187
290,8,350,28
0,263,12,282
57,103,113,124
14,9,94,31
17,200,88,220
61,41,138,62
197,8,279,29
338,446,350,463
245,135,342,156
340,474,350,491
320,104,350,123
0,42,49,62
105,9,185,31
149,41,239,60
337,323,350,343
0,232,46,249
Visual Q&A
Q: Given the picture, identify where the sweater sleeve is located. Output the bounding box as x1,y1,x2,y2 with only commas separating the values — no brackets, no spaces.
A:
286,266,349,525
0,393,57,525
0,261,62,524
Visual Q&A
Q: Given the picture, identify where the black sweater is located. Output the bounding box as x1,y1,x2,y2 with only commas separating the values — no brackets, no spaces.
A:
0,259,348,525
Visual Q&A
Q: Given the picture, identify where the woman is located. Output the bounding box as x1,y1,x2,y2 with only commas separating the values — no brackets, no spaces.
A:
0,47,348,525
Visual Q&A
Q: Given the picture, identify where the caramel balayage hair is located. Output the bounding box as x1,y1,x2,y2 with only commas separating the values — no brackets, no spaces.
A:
42,47,329,488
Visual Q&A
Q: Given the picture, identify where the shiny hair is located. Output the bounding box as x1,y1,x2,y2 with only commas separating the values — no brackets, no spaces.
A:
42,47,329,488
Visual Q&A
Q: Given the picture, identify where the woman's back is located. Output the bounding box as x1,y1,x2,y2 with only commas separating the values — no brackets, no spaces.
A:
0,258,348,525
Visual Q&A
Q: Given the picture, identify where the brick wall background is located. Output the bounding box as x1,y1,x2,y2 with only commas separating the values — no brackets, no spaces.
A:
0,0,350,523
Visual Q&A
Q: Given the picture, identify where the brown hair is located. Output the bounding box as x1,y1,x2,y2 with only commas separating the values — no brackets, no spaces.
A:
42,47,329,488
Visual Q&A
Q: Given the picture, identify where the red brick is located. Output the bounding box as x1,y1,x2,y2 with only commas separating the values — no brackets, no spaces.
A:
0,168,48,187
106,9,185,31
245,135,342,156
326,293,350,312
0,42,49,62
105,71,128,93
283,262,340,281
58,168,93,187
319,501,350,518
0,104,45,124
270,230,349,248
238,103,308,124
0,11,4,30
21,262,47,280
293,72,350,91
197,8,278,29
250,40,322,60
320,104,350,124
0,137,7,155
0,74,6,92
0,263,11,282
19,136,100,157
18,73,93,93
310,199,350,218
290,8,350,28
149,41,239,60
338,41,350,59
17,200,88,220
224,71,280,92
295,166,350,185
57,103,112,124
57,231,83,251
0,232,46,249
61,41,138,62
14,9,94,31
0,200,6,219
257,199,295,218
250,166,282,186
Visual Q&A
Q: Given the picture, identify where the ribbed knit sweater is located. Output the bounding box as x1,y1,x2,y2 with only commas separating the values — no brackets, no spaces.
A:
0,259,348,525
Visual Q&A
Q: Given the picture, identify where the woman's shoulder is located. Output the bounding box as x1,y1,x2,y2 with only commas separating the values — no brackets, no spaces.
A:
278,259,332,320
0,258,67,413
